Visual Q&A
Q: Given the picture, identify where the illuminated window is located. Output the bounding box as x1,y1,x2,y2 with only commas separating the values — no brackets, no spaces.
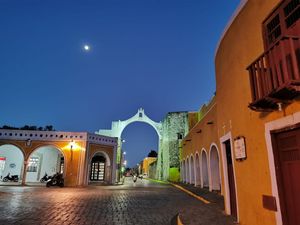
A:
27,157,39,172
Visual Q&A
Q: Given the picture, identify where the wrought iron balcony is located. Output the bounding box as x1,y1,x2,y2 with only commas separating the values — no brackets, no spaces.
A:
247,36,300,111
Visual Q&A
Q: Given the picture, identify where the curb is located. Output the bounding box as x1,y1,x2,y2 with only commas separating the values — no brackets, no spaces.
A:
146,178,210,204
170,183,210,204
177,214,184,225
170,213,184,225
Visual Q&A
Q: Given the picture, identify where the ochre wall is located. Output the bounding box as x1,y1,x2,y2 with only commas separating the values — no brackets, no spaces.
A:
142,157,157,175
182,102,224,193
214,0,300,224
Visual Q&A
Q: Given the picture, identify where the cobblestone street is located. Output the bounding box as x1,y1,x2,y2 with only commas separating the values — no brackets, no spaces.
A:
0,178,234,225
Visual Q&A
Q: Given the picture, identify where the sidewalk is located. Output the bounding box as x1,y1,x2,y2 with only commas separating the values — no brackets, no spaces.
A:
170,182,236,225
172,182,225,211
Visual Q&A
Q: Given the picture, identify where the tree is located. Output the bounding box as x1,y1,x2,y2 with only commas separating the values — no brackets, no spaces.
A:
147,150,157,158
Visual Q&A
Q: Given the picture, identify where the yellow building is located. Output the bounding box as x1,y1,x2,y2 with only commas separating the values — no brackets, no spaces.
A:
181,0,300,224
0,129,117,186
141,157,157,176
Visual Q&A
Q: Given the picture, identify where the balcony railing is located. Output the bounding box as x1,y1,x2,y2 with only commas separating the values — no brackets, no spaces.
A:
247,36,300,111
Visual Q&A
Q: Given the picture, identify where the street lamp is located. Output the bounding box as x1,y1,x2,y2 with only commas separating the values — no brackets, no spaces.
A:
70,140,75,161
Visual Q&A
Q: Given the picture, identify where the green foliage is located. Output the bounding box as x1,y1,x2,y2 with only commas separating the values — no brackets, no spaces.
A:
147,150,158,157
1,125,55,131
168,167,180,182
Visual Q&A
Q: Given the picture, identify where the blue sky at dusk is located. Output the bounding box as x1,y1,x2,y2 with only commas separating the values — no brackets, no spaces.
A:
0,0,239,167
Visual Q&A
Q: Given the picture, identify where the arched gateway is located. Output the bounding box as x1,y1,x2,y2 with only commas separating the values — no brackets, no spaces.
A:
97,108,162,179
97,108,190,181
98,108,162,139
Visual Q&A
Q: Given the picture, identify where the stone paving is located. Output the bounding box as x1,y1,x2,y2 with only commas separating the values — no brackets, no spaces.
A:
0,178,235,225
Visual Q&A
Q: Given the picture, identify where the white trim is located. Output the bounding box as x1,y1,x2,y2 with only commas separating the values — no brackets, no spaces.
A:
264,111,300,225
209,143,221,191
220,132,239,222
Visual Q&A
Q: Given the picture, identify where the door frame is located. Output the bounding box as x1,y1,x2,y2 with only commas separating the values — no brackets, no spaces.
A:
220,132,239,222
265,111,300,225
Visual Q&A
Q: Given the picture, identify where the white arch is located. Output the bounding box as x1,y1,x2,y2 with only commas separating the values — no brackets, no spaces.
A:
186,157,190,184
201,149,209,188
195,152,201,186
181,161,185,182
90,151,111,166
209,143,221,191
98,108,162,139
89,151,112,183
25,145,65,183
190,154,195,184
0,144,24,183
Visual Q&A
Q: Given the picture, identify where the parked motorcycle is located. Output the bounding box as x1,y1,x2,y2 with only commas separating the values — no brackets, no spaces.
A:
46,173,64,187
2,173,19,182
40,173,52,183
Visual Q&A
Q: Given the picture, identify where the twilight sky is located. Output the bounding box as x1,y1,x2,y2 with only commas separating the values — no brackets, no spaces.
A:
0,0,239,167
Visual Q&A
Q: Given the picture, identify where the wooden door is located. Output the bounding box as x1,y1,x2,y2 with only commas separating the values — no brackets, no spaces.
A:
225,140,237,219
273,127,300,225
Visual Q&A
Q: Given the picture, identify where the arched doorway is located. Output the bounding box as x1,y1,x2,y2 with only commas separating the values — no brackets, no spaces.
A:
195,153,201,186
25,146,64,184
210,145,221,191
0,144,24,185
190,155,195,184
201,150,209,188
89,152,111,183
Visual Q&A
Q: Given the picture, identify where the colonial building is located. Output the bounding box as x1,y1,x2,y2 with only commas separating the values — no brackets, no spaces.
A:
181,0,300,224
0,129,117,186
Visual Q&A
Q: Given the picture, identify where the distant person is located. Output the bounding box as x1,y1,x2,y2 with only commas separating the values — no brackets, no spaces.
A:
133,174,137,183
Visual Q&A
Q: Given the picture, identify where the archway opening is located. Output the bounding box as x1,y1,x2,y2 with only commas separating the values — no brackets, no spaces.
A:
190,155,195,184
121,122,159,178
210,146,221,191
181,160,185,182
0,144,24,185
25,146,64,184
186,157,190,184
201,151,209,188
89,152,111,184
195,153,201,186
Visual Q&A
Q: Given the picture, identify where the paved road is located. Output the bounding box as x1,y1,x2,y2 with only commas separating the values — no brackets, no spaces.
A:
0,178,234,225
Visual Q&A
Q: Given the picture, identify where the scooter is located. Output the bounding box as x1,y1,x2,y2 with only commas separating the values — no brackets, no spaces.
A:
133,175,137,183
2,173,19,182
40,173,52,183
46,173,64,187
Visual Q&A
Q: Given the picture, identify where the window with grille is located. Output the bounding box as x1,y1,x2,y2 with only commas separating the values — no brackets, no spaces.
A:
27,157,39,172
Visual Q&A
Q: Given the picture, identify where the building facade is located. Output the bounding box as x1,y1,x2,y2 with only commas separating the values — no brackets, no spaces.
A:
0,129,117,186
181,0,300,224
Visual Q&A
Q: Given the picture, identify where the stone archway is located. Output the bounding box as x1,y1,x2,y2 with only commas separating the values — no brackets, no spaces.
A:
97,108,162,179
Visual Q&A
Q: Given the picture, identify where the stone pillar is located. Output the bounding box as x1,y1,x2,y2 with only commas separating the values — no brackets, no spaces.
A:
112,145,117,184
